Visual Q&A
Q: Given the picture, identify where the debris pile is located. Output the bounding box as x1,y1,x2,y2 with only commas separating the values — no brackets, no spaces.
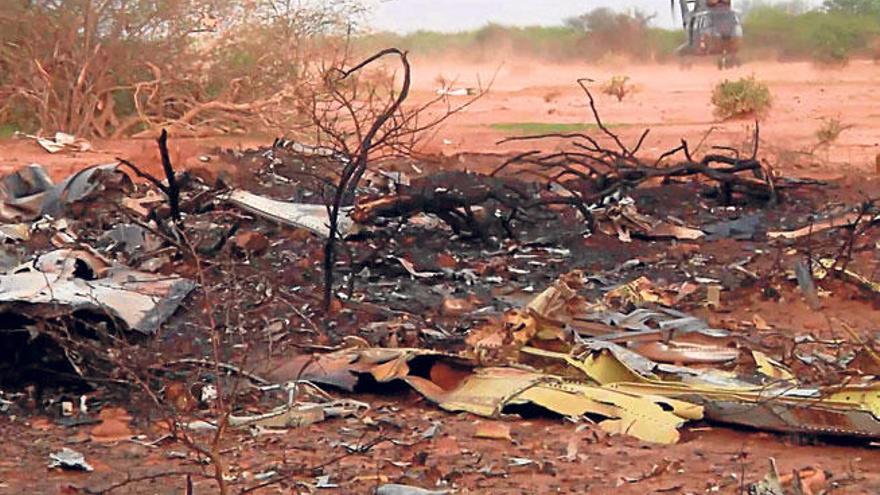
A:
1,90,880,493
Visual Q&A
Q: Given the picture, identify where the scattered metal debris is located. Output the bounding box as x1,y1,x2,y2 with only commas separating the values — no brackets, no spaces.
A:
48,447,94,472
0,163,130,222
0,249,195,334
375,484,452,495
224,189,354,238
21,132,92,154
0,106,877,493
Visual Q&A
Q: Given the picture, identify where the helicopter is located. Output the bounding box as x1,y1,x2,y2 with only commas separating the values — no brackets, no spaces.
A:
672,0,744,69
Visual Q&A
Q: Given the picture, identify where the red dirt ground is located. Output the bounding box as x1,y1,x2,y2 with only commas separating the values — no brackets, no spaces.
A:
4,59,878,180
412,58,880,173
1,59,880,494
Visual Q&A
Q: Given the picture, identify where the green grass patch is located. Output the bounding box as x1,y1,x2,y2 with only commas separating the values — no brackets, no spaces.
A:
0,123,19,138
490,122,620,135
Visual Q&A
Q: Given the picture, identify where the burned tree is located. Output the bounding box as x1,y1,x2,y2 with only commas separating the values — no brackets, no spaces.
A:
320,48,412,313
492,79,791,214
291,48,488,311
351,171,534,240
117,129,183,224
345,78,793,243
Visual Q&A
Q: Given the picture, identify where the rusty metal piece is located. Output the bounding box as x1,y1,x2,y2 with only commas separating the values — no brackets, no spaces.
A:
630,341,738,365
272,347,701,444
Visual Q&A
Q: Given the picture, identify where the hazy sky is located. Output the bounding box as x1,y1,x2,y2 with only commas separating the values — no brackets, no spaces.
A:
368,0,821,33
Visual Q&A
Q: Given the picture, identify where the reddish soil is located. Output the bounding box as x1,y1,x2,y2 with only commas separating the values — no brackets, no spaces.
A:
4,397,879,494
4,59,878,180
1,59,880,494
411,58,880,175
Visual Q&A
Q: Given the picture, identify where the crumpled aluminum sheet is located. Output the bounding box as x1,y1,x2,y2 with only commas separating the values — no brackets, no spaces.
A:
0,163,128,222
577,340,756,388
224,189,354,238
567,342,880,438
48,447,94,472
0,250,195,334
582,307,730,337
42,163,128,218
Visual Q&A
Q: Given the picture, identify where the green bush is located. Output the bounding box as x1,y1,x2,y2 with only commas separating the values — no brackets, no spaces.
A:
743,6,880,64
0,123,17,138
711,77,772,120
824,0,880,17
360,25,584,62
359,6,880,65
358,10,683,63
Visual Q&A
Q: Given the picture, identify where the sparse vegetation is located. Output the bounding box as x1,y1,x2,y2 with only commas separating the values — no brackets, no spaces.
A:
3,3,880,137
815,117,852,145
602,76,634,102
871,37,880,61
359,10,682,63
0,124,17,139
744,4,880,65
2,1,880,494
359,25,588,62
0,1,368,137
711,77,772,120
564,8,681,62
490,122,609,135
824,0,880,17
358,5,880,66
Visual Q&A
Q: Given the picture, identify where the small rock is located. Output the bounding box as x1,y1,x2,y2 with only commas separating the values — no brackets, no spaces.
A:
139,255,171,273
435,252,458,270
234,230,270,255
474,421,513,441
441,297,474,317
90,408,133,443
195,224,231,255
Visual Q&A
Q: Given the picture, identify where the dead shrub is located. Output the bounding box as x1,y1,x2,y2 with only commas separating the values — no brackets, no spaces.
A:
0,1,367,138
815,117,852,146
602,76,634,102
